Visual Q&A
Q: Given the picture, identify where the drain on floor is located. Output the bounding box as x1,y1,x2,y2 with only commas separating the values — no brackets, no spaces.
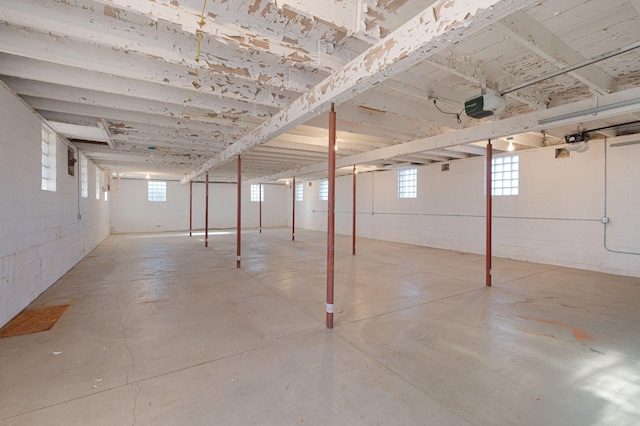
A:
0,305,70,338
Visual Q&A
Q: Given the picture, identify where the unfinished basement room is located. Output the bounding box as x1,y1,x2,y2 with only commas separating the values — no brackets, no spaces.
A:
1,0,639,424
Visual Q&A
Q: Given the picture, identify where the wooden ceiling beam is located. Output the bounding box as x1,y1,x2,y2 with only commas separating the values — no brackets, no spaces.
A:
182,0,536,183
498,10,613,96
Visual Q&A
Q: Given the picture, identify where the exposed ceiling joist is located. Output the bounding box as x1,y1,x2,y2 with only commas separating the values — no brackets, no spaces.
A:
498,11,613,96
427,48,547,110
181,0,537,183
5,78,270,127
0,24,294,108
246,86,640,183
0,0,322,92
448,145,488,156
88,0,350,71
351,87,469,129
0,54,286,110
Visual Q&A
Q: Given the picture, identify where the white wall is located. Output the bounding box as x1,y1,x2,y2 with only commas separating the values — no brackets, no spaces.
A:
0,82,111,328
110,179,287,233
292,139,640,277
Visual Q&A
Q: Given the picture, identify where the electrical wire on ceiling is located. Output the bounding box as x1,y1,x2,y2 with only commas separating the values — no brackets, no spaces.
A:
432,99,463,124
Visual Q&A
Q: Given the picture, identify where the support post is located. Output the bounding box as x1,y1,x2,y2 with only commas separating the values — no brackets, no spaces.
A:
189,181,193,237
205,172,209,248
486,140,492,287
352,165,356,256
292,177,296,241
326,103,336,329
259,183,263,234
237,156,242,268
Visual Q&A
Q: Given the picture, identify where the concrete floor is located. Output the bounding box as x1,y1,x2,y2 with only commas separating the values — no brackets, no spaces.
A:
1,228,639,425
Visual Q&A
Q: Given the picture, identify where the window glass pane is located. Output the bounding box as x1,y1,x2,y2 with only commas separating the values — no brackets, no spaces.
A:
148,181,167,202
80,155,88,198
250,184,263,202
41,126,56,192
490,155,519,197
296,182,303,201
319,179,328,201
397,168,417,198
96,169,100,199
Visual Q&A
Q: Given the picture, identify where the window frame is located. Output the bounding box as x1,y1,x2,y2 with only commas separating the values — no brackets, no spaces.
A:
147,180,167,202
319,179,328,201
41,126,57,192
295,182,304,202
490,154,519,197
80,155,88,198
96,169,101,200
397,167,417,199
250,184,264,202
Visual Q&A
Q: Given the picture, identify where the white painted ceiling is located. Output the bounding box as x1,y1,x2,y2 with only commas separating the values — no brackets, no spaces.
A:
1,0,639,182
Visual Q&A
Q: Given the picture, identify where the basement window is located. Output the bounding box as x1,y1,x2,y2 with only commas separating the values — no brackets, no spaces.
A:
80,155,88,198
491,155,519,196
397,168,417,198
250,184,264,202
96,169,101,200
319,179,328,201
67,147,76,176
41,126,56,192
148,181,166,202
296,182,304,201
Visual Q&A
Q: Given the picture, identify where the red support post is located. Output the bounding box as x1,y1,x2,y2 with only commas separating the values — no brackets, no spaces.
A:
326,103,336,329
236,155,242,268
259,183,262,234
205,172,209,248
237,156,242,269
486,140,492,287
352,165,356,256
189,181,193,237
292,177,296,241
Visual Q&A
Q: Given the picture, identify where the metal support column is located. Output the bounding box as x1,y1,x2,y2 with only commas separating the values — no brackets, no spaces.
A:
352,165,356,256
259,183,262,234
486,140,492,287
237,156,242,268
326,103,336,329
292,177,296,241
189,181,193,237
205,172,209,248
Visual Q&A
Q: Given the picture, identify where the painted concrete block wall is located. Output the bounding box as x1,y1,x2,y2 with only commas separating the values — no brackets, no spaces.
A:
0,83,111,328
292,139,640,277
110,180,287,233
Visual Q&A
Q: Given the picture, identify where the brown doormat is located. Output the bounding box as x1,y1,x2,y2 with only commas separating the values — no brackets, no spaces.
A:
0,305,70,338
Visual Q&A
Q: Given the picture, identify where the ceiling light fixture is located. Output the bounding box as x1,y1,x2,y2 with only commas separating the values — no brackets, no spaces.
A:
507,136,515,152
146,174,150,180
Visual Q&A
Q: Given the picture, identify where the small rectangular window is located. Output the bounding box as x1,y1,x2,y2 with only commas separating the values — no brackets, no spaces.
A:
250,184,264,202
491,155,519,196
296,182,304,201
148,181,167,202
41,126,57,192
67,147,76,176
96,169,100,200
80,155,88,198
104,191,109,202
319,179,328,201
397,168,417,198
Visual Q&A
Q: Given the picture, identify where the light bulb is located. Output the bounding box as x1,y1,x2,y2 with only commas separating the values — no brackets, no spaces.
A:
145,174,150,179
